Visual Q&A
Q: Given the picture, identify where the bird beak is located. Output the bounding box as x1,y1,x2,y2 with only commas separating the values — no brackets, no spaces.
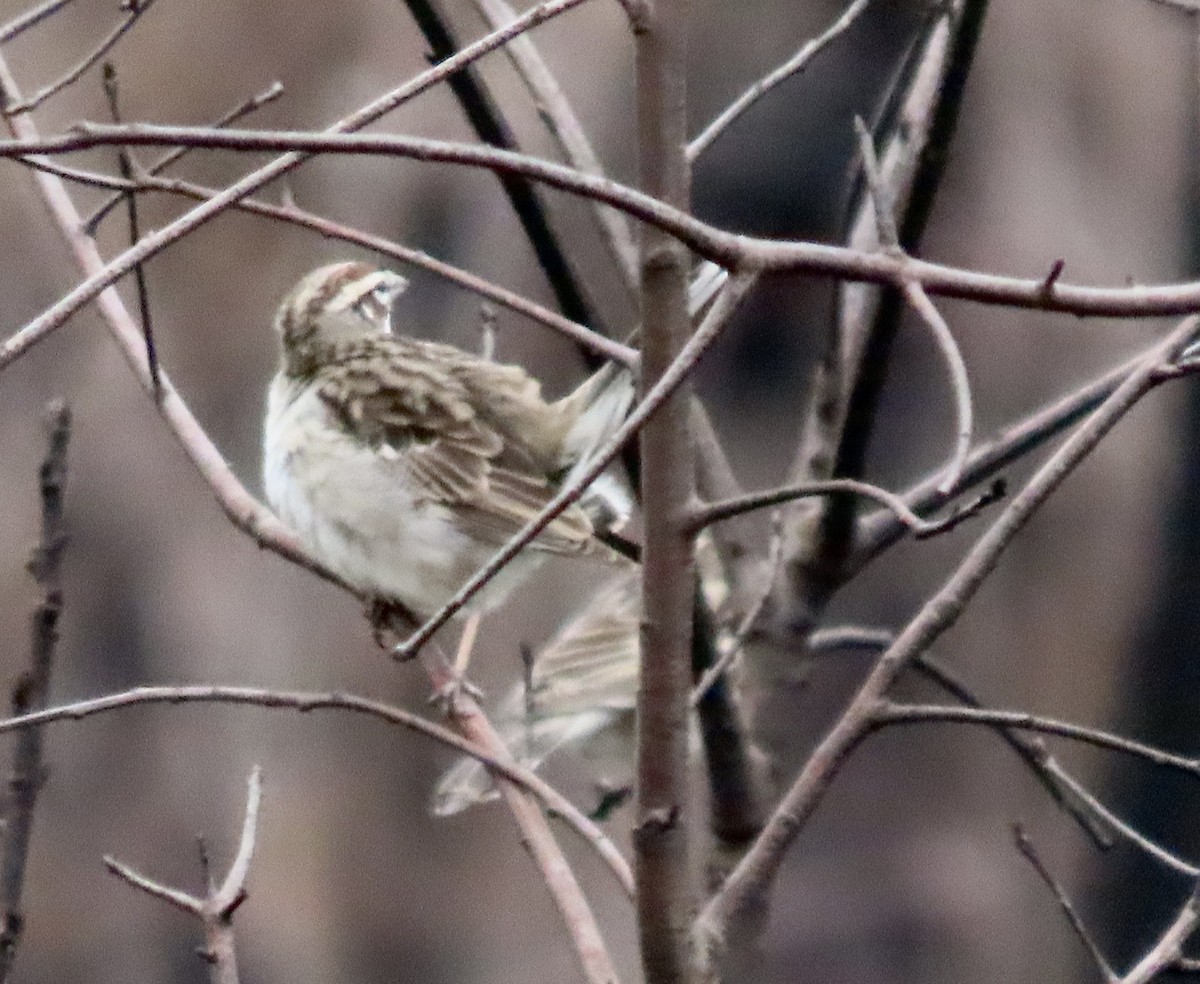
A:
380,271,409,299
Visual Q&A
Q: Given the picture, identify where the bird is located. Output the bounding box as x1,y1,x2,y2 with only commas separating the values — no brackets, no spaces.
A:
262,260,636,635
432,569,640,816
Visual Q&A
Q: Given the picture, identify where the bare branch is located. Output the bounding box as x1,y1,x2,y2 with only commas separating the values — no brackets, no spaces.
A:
688,0,872,160
1013,825,1116,983
691,475,998,537
0,684,632,898
874,703,1200,780
0,401,70,983
103,856,203,917
101,62,160,400
4,0,161,115
10,118,1200,371
0,0,75,46
83,79,285,234
854,115,974,494
105,768,264,984
211,768,262,915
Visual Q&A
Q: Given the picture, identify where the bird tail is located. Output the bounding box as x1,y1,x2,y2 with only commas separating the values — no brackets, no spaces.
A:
555,363,636,532
430,571,640,817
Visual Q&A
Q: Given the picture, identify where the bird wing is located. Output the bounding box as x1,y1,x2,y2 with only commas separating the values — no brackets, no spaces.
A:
314,341,595,554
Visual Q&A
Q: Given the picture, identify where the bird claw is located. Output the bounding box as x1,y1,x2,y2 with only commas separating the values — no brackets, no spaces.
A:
428,674,485,715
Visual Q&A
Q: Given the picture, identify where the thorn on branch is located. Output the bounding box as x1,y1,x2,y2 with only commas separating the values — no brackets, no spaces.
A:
1040,258,1066,297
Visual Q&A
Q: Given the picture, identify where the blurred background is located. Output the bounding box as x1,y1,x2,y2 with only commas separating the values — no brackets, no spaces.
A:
0,0,1195,981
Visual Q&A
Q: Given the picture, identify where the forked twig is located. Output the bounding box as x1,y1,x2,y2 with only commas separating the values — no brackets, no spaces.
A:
105,768,263,984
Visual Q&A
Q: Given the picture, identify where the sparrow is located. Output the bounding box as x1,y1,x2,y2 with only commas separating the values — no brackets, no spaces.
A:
262,260,635,626
432,569,640,816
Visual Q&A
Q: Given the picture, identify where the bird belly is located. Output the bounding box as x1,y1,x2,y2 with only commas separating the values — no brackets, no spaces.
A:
263,379,540,615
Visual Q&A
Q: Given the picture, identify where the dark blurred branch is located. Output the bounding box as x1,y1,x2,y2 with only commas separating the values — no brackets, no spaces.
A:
470,0,640,299
780,0,991,626
101,63,160,399
399,0,603,346
0,401,69,984
105,767,262,984
3,0,160,114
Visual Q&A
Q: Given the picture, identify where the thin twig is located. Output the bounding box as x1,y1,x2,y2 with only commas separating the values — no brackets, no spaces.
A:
873,702,1200,780
83,79,285,234
688,476,996,538
101,62,160,400
1012,824,1116,983
105,767,264,984
0,401,69,984
688,0,873,160
0,684,633,897
5,0,160,114
854,115,974,493
0,0,75,46
901,280,973,491
391,271,760,660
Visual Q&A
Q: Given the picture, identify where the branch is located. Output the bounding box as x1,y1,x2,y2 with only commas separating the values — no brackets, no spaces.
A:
0,0,74,46
693,316,1200,969
687,476,1000,537
12,121,1200,369
687,0,872,160
0,401,70,983
634,1,695,979
1013,824,1116,983
873,703,1200,781
3,0,161,115
105,767,263,984
0,684,632,897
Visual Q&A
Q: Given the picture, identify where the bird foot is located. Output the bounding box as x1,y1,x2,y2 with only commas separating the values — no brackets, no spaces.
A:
428,673,485,716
